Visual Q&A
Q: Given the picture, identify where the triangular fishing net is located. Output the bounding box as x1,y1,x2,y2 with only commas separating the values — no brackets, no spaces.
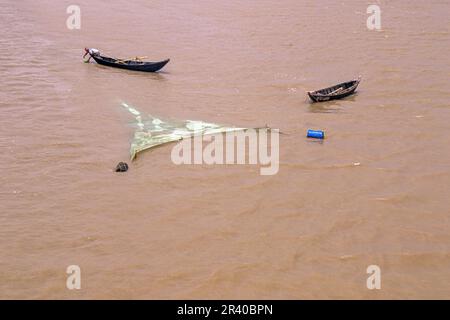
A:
121,102,260,160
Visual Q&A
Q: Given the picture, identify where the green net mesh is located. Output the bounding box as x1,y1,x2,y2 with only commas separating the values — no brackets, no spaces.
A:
121,102,252,160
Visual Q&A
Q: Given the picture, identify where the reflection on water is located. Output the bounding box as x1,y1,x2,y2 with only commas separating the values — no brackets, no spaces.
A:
308,104,343,113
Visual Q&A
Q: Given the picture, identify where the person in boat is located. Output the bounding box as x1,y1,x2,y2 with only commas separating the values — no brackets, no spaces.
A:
83,48,100,63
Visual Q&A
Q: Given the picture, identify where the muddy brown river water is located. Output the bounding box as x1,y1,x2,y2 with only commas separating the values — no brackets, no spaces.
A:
0,0,449,299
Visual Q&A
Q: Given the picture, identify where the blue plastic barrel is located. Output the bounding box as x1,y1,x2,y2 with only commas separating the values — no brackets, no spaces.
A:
307,129,325,139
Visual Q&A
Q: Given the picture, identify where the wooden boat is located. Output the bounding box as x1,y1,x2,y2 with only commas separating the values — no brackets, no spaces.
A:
83,48,169,72
308,76,361,102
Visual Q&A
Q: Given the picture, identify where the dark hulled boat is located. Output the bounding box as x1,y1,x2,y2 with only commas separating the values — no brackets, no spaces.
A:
83,48,169,73
308,77,361,102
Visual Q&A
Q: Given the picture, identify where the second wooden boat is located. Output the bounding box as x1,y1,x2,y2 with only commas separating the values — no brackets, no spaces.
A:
308,76,361,102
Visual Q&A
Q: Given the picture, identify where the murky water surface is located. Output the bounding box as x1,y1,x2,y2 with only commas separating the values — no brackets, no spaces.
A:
0,0,449,299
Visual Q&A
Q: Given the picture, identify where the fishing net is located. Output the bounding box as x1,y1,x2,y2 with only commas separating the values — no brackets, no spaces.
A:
121,102,254,160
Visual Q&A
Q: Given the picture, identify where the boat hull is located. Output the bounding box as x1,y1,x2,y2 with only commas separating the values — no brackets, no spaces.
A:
92,55,170,72
308,78,361,102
